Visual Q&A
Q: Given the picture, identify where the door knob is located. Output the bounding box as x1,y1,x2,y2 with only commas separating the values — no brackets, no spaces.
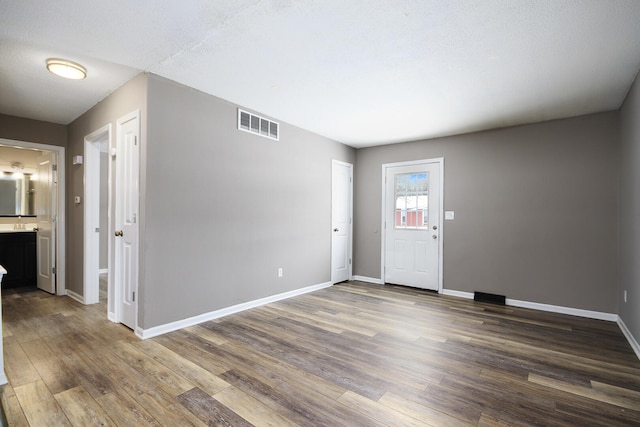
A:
333,228,339,232
115,230,123,237
432,235,437,239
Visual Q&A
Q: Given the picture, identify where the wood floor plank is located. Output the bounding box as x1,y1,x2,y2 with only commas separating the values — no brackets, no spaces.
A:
337,390,427,427
95,388,158,427
3,341,41,387
177,387,252,427
0,384,30,427
13,380,71,427
528,373,640,411
20,339,79,395
132,388,209,427
54,386,116,427
133,339,230,395
213,385,300,427
378,391,472,427
110,340,195,397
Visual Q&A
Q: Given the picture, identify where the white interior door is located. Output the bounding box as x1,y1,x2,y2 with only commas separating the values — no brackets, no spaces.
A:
36,152,56,294
384,161,441,290
115,112,139,330
331,160,353,284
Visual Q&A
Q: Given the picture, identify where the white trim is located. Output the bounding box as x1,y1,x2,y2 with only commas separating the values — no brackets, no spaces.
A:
381,157,444,292
84,124,111,306
331,159,353,284
136,281,332,339
441,288,617,321
0,138,66,296
66,289,84,304
441,289,474,299
353,275,384,285
0,269,6,385
99,268,108,274
505,298,617,321
617,317,640,361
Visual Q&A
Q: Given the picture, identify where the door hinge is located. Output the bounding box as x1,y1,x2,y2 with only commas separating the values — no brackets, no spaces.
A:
134,136,138,146
132,291,135,302
133,213,137,224
52,267,57,274
52,216,57,223
349,259,352,265
52,164,57,171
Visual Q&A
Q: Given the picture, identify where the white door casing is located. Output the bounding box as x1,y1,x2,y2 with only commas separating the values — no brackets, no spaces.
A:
36,151,56,294
382,159,443,291
331,160,353,284
115,111,140,330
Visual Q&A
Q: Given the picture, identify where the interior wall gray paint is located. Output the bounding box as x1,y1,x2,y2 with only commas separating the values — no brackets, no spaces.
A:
354,113,619,314
620,72,640,343
0,113,67,147
67,73,148,297
142,74,355,329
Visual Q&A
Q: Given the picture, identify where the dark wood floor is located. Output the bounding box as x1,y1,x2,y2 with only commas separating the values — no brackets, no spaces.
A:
1,280,639,426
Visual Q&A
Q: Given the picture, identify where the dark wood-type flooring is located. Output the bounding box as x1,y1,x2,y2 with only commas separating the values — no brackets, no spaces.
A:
1,280,639,426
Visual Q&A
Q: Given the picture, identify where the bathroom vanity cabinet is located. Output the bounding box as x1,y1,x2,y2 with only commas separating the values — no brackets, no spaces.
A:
0,231,36,288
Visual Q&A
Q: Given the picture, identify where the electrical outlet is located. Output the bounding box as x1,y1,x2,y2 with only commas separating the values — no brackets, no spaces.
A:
624,290,627,303
277,268,283,278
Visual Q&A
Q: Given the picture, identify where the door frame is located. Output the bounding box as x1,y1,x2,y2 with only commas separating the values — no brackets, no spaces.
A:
84,124,111,305
0,138,66,295
381,157,444,292
331,159,353,284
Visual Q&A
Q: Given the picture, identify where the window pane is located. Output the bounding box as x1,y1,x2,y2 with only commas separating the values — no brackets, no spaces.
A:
394,172,429,229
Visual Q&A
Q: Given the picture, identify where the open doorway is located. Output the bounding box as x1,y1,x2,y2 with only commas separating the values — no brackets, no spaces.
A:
84,125,111,306
0,138,66,295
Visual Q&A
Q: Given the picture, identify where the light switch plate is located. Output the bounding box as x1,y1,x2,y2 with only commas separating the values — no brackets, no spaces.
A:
74,196,81,204
445,211,455,220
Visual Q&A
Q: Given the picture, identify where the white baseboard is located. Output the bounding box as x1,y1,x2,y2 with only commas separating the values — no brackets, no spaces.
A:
0,371,7,386
66,289,84,304
505,298,617,322
136,281,333,340
353,275,384,285
441,289,474,299
617,317,640,361
441,289,617,321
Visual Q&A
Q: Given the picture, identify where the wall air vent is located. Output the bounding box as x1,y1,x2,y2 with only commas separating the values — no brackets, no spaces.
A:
238,109,279,141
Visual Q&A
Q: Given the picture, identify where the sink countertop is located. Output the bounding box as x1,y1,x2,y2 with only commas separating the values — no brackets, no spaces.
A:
0,224,37,233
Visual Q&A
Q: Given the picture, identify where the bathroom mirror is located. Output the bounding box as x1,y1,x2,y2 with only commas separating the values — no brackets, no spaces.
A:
0,173,36,216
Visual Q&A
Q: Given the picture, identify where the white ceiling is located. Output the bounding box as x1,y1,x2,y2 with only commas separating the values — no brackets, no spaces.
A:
1,0,640,148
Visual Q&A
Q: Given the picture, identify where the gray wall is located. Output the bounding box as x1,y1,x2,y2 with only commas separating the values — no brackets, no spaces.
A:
142,74,355,329
0,113,67,147
620,72,640,343
354,113,619,314
67,73,148,297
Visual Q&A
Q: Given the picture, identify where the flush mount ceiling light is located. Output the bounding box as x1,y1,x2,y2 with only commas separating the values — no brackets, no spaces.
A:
46,58,87,80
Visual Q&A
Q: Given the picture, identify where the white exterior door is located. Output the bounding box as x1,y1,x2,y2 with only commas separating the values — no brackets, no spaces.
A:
36,152,56,294
115,112,140,330
331,160,353,284
384,160,442,290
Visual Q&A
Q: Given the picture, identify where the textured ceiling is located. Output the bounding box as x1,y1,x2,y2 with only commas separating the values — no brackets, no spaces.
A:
1,0,640,148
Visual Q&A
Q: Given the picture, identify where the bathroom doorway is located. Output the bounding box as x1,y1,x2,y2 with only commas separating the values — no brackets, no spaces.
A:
0,139,66,295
